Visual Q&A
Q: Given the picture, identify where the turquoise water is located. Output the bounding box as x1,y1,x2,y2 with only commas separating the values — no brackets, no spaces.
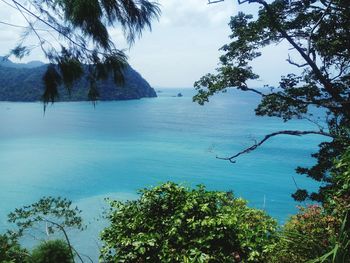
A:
0,88,325,259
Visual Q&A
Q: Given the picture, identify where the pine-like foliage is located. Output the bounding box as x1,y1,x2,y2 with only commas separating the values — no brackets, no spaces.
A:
5,0,160,107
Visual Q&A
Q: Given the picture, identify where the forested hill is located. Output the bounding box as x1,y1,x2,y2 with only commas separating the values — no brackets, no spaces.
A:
0,57,157,102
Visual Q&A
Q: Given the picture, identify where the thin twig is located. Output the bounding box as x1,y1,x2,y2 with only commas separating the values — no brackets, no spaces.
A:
10,0,108,56
286,54,308,68
239,84,265,96
0,20,51,31
12,0,48,57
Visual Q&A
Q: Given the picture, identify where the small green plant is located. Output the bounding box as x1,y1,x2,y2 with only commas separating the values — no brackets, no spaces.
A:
268,148,350,263
8,196,85,262
311,148,350,263
30,239,73,263
267,205,339,263
100,182,277,262
0,234,29,263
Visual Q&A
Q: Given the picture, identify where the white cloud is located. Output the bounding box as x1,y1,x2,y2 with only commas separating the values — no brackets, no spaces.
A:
0,2,46,61
158,0,236,27
0,0,297,88
123,0,237,87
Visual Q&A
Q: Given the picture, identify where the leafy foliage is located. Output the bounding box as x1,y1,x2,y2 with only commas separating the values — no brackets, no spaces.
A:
315,147,350,262
326,147,350,216
0,234,29,263
268,147,350,263
5,0,160,105
8,196,84,236
30,239,73,263
8,196,84,262
194,0,350,202
100,182,277,263
268,205,339,263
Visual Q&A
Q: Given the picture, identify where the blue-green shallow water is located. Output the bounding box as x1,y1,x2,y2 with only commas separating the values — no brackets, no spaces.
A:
0,88,326,260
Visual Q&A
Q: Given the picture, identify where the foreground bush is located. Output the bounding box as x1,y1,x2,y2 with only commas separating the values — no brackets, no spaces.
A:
267,205,339,263
268,148,350,263
100,182,277,262
0,234,28,263
316,148,350,262
30,239,73,263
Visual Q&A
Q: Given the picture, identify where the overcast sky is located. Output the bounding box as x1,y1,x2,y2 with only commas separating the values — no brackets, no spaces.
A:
0,0,301,88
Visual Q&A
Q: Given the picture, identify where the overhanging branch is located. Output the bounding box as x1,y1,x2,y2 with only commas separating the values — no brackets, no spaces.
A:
217,130,333,163
239,84,264,96
247,0,350,115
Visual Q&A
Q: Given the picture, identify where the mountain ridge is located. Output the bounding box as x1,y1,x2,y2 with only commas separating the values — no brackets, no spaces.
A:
0,57,157,102
0,56,45,69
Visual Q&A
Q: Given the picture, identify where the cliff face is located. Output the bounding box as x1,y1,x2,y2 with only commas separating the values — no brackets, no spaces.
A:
0,58,157,102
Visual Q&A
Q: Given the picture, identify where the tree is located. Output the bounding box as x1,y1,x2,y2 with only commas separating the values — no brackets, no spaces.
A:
1,0,160,107
100,182,277,263
194,0,350,202
8,196,85,262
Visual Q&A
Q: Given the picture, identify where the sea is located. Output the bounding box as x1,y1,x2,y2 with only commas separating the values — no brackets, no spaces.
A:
0,88,326,260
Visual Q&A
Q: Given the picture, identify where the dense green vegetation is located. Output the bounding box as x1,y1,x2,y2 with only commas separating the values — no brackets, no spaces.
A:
1,0,349,262
0,234,28,262
1,159,349,262
30,240,73,263
1,148,349,262
195,0,350,203
0,63,156,102
0,237,74,263
100,183,277,262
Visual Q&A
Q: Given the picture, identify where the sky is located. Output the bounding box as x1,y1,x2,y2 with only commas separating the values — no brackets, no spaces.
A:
0,0,301,88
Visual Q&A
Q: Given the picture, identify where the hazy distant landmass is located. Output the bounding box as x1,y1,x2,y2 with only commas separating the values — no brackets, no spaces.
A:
0,57,157,102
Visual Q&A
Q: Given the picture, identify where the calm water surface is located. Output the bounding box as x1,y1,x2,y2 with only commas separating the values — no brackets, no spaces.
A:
0,88,325,259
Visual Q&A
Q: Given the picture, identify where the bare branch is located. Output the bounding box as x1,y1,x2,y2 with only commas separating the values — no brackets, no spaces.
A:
331,61,350,81
42,218,85,263
304,116,326,131
239,84,264,96
12,0,49,57
43,219,76,262
0,20,51,31
208,0,225,4
286,54,308,68
217,130,333,163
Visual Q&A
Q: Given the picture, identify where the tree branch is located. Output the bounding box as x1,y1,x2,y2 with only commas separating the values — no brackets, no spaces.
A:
241,0,350,115
9,0,103,56
286,54,308,68
44,218,84,263
0,20,51,31
217,130,333,163
239,84,264,96
12,1,49,57
208,0,225,4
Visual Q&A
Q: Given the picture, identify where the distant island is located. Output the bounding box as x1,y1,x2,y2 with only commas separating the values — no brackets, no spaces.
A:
0,57,157,102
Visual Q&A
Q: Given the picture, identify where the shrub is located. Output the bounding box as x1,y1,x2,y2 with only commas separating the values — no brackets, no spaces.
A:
0,234,28,263
314,148,350,262
100,182,277,262
30,239,73,263
267,205,339,263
